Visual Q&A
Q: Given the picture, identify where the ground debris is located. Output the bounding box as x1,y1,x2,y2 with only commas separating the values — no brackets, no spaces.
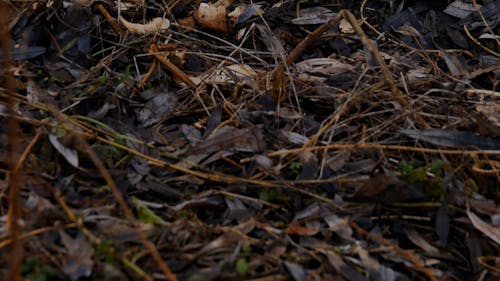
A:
0,1,499,280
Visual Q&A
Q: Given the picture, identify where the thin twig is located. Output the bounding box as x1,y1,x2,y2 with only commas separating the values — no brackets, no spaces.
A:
149,44,197,88
97,3,125,37
48,106,178,281
1,3,23,280
268,143,500,157
271,12,343,102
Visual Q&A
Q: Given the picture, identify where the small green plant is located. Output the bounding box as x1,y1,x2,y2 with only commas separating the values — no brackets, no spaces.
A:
60,37,78,55
96,75,109,85
133,197,169,226
93,143,125,168
289,162,302,178
400,160,449,199
401,161,427,183
119,64,132,82
235,257,248,276
22,257,57,281
429,160,445,174
179,210,190,218
100,184,111,192
97,240,116,264
259,188,279,202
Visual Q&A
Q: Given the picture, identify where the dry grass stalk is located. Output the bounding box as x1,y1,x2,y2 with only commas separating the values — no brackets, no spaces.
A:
1,2,23,280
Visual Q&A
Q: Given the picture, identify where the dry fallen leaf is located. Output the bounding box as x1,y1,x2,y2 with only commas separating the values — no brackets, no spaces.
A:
349,174,424,203
59,231,94,281
119,16,170,35
476,103,500,127
296,58,355,75
283,222,320,235
195,64,258,87
339,18,354,34
49,134,79,168
291,7,336,25
444,0,478,19
193,2,229,33
467,208,500,245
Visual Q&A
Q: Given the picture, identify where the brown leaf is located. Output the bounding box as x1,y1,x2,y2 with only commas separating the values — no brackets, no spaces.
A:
119,16,170,35
283,222,319,236
59,231,94,281
298,150,318,180
186,126,265,156
350,174,424,203
193,2,229,33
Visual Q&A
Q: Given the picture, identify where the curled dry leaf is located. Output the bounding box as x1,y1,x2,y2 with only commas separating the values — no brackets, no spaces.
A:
232,4,263,24
296,58,355,75
194,64,258,86
467,208,500,245
339,18,354,34
178,15,196,28
193,2,229,33
227,5,243,24
283,222,320,236
49,134,79,168
119,16,170,35
476,103,500,127
291,7,336,25
213,0,233,8
210,64,257,84
444,0,478,19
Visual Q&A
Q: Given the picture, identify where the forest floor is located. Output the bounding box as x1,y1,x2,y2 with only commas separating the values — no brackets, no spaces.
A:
0,0,499,280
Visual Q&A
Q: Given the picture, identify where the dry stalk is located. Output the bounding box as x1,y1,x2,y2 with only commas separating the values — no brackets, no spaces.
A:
304,81,385,147
463,25,500,57
0,223,78,250
149,44,197,88
341,10,409,108
132,59,158,97
96,3,125,37
271,12,343,102
1,2,23,280
273,8,427,142
267,143,500,157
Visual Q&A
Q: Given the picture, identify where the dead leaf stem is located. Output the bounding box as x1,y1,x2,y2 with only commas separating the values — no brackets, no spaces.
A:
342,10,409,108
150,44,197,88
1,3,23,280
271,12,343,102
268,143,500,157
132,59,158,98
97,3,125,37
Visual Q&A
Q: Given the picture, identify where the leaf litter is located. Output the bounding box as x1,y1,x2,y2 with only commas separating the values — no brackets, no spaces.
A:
0,0,499,280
